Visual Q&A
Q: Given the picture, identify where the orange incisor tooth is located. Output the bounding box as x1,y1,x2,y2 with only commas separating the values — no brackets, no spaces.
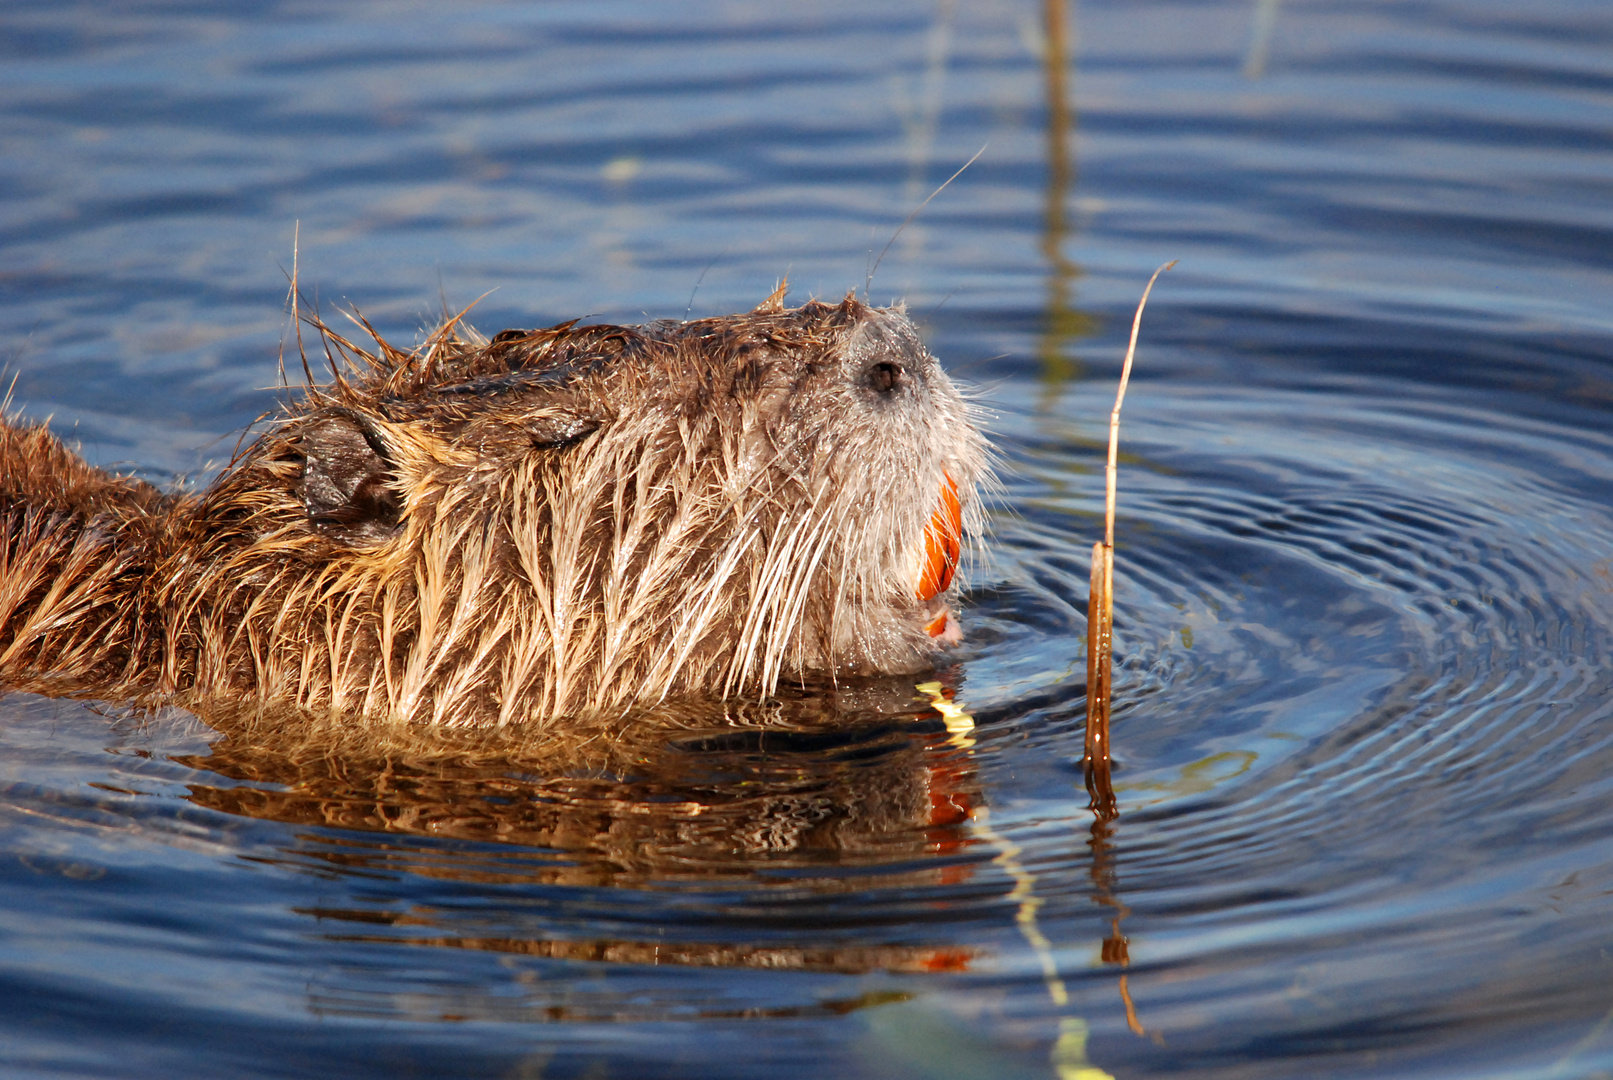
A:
918,471,962,602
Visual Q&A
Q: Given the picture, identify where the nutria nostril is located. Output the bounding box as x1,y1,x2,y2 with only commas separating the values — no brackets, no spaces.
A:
0,290,990,726
864,361,904,395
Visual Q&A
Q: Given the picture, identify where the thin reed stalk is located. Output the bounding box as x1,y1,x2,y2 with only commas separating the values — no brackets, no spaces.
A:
1085,261,1175,820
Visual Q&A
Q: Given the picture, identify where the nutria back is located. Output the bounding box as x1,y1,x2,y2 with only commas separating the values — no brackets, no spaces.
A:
0,290,988,726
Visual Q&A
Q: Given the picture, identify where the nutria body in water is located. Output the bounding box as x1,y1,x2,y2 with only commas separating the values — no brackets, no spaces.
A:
0,291,987,726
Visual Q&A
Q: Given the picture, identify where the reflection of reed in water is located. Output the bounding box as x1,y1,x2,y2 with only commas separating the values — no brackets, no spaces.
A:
1243,0,1282,78
1038,0,1100,406
175,681,981,979
891,0,959,278
1088,818,1144,1037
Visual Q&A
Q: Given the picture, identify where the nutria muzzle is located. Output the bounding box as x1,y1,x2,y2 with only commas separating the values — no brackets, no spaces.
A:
0,290,988,726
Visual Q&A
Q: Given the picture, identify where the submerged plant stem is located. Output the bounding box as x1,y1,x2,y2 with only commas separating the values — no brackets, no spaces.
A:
1086,260,1175,820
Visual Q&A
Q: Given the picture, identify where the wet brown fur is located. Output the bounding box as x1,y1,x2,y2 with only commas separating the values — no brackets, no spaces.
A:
0,292,987,728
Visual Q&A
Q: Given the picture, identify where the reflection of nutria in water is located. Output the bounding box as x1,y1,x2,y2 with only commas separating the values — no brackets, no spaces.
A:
180,686,981,975
187,686,979,877
0,289,988,725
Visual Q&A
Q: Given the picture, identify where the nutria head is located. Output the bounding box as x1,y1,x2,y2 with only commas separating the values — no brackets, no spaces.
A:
141,289,988,725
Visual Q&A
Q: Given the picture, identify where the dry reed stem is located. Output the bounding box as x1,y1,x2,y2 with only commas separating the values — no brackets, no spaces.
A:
1086,260,1176,820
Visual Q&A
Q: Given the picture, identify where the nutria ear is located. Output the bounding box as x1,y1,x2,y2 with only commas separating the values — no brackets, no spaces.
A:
297,414,401,543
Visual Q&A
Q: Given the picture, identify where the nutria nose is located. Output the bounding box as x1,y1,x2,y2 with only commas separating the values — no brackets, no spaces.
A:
864,360,904,394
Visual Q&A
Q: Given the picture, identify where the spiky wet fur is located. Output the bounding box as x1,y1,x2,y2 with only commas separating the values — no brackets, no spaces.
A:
0,293,988,727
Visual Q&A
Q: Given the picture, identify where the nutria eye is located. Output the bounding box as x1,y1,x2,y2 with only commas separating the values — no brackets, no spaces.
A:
865,361,903,394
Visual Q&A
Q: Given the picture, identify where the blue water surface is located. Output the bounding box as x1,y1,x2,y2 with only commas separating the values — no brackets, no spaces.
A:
3,1,1613,1077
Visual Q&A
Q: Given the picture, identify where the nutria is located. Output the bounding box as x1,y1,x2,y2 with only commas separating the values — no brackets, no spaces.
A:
0,287,988,726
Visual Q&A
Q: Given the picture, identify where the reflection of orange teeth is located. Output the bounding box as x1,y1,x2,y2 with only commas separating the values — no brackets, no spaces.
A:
920,948,972,972
917,471,962,603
